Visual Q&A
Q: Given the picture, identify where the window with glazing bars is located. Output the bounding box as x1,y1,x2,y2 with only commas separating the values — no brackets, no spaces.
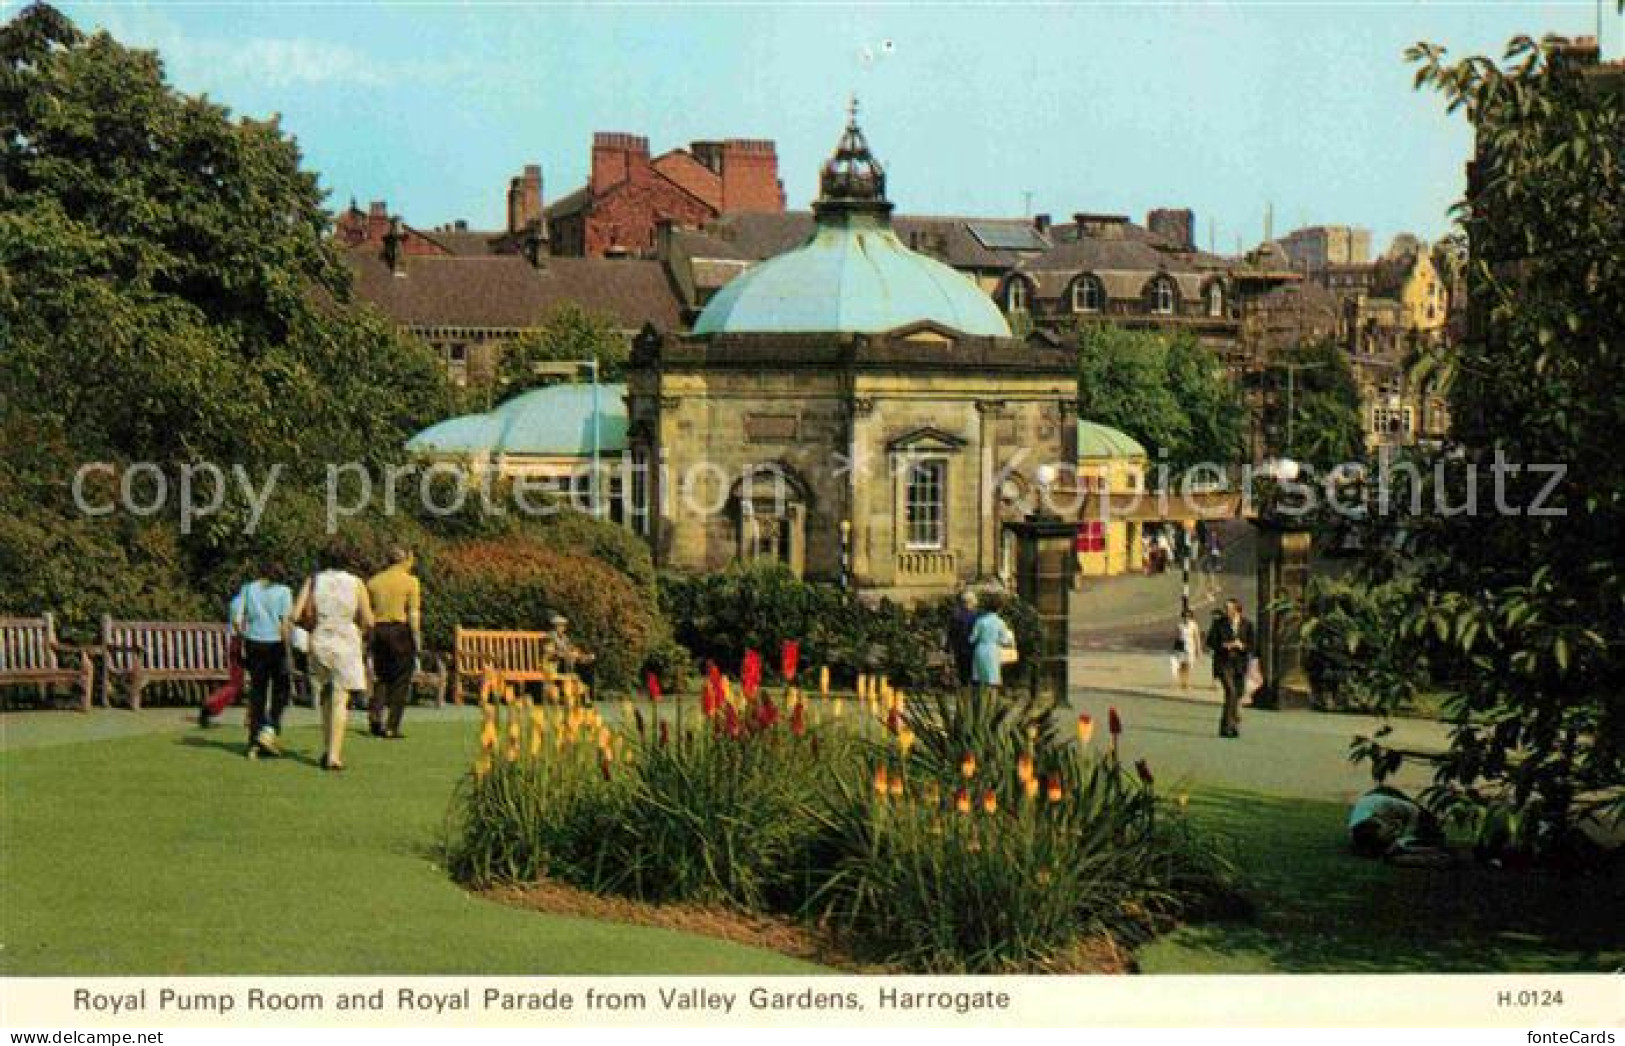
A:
905,459,946,549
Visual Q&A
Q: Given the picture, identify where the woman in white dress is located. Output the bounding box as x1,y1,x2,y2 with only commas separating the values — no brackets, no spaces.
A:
290,554,375,771
1174,608,1204,691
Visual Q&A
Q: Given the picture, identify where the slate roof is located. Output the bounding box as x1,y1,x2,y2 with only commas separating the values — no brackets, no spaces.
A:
1011,221,1230,301
345,252,682,331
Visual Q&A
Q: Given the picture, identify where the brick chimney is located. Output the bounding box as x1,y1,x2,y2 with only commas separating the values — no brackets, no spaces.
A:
716,139,785,214
1033,213,1052,236
507,164,543,234
1148,208,1195,251
383,216,405,273
591,132,650,196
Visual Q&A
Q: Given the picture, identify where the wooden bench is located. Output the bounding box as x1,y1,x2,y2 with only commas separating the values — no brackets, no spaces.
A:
101,616,231,710
452,627,563,704
0,614,96,712
289,647,450,708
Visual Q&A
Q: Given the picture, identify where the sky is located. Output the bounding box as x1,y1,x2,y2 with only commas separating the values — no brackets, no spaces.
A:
32,1,1625,254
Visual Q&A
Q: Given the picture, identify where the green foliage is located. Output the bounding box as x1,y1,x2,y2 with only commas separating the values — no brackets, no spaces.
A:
659,563,1042,689
495,303,629,400
1298,575,1425,713
1257,340,1365,467
1075,325,1246,471
1329,37,1625,854
805,689,1242,971
425,538,659,691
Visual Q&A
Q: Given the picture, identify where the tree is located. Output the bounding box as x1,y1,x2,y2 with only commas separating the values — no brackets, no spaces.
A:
495,302,629,401
1330,32,1625,856
1075,325,1246,473
1257,340,1365,468
0,3,454,474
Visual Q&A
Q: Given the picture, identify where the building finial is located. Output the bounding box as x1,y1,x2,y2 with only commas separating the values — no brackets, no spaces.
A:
816,98,890,217
847,93,859,127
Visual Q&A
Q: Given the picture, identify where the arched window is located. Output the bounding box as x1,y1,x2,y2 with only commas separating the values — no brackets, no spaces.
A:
1070,275,1104,314
1150,275,1176,316
1206,281,1224,318
1004,277,1030,313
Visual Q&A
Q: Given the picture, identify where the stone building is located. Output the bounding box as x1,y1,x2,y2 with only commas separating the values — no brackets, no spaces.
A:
547,133,786,258
1278,225,1372,272
625,113,1078,602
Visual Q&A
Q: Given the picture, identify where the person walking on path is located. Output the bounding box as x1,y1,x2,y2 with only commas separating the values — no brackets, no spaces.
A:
968,604,1016,699
231,567,294,758
291,548,375,771
199,588,247,729
366,547,422,739
1206,597,1255,738
946,589,982,688
1173,607,1204,691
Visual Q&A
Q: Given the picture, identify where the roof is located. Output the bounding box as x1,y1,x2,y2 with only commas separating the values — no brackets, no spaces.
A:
1076,420,1148,460
345,252,682,331
691,213,1012,338
407,383,630,458
1013,221,1229,300
692,210,1051,272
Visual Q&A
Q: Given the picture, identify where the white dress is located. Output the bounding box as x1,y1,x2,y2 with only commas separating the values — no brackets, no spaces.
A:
1176,618,1202,667
309,570,367,692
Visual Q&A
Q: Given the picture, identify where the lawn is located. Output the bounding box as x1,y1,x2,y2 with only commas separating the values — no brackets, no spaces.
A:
2,711,1618,975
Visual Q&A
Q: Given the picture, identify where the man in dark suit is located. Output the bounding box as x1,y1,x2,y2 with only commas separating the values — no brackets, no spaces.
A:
1206,597,1255,738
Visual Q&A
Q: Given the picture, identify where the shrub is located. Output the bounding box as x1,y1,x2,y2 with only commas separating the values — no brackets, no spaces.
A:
660,564,1043,691
422,538,659,691
1300,575,1425,713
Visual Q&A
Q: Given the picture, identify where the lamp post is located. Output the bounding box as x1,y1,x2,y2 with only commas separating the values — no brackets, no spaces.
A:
1251,455,1312,709
1007,464,1074,702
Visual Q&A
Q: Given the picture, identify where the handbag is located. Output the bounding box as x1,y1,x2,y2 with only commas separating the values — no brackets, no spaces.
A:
998,625,1019,665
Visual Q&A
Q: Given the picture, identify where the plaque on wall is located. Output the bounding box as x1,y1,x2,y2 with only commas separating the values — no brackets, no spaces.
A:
744,413,800,442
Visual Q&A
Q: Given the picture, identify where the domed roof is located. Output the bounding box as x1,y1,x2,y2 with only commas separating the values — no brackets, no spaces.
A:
692,108,1012,340
1076,420,1147,460
406,383,628,458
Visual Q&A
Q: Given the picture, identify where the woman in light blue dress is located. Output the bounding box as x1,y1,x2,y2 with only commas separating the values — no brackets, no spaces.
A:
969,608,1015,693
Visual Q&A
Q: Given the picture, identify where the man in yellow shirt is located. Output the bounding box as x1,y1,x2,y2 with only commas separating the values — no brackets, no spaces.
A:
366,547,422,739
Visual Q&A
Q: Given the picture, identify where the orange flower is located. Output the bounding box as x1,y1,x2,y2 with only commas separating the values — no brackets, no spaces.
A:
897,725,917,759
1044,775,1064,804
473,753,492,780
872,764,890,797
1022,775,1040,802
887,773,904,799
954,787,972,815
959,752,977,779
1077,713,1095,745
819,665,830,696
980,789,997,815
479,719,498,753
1016,752,1035,783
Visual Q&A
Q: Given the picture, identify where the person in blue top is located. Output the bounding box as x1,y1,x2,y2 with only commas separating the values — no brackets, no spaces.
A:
968,605,1016,696
229,564,295,759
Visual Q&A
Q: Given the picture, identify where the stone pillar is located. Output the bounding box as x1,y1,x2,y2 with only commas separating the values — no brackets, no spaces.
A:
975,400,1005,581
1008,516,1075,702
1253,520,1313,709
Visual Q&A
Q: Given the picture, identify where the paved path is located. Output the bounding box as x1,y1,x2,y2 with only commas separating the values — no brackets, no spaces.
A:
1064,521,1445,803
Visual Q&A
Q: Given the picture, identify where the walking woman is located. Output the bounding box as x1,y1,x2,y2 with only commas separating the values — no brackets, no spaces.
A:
968,602,1016,699
1173,607,1204,691
232,563,294,758
290,544,375,771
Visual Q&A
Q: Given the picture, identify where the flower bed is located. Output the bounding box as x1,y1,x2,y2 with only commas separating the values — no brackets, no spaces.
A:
445,644,1243,972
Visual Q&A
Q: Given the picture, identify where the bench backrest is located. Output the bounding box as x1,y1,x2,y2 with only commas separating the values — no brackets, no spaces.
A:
454,628,554,672
102,617,231,674
0,615,61,675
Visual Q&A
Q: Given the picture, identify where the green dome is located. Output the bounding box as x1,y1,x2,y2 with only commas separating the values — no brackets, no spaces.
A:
1076,420,1147,460
407,383,628,458
693,111,1011,340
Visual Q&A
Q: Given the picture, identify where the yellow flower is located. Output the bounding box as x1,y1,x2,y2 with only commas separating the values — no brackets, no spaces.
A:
872,764,890,797
479,720,498,752
598,726,613,751
1026,724,1038,745
897,725,916,759
980,789,997,815
959,752,978,780
1022,776,1040,802
1176,793,1191,812
833,698,845,719
1045,776,1064,804
954,787,971,815
473,753,492,780
1076,713,1095,745
894,690,906,714
503,740,520,763
819,666,830,696
1016,752,1035,784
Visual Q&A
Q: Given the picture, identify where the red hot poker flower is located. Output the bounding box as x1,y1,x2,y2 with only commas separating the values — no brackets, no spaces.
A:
780,640,801,682
741,649,763,699
1108,707,1123,737
645,672,663,703
658,720,670,747
790,701,807,737
1135,758,1155,787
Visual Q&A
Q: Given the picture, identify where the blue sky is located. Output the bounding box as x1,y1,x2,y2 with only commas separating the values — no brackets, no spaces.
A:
38,2,1623,253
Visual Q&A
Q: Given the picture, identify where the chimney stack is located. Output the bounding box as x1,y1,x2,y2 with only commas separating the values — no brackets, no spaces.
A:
1147,208,1196,251
383,216,405,273
1033,213,1052,236
507,164,544,235
591,132,650,196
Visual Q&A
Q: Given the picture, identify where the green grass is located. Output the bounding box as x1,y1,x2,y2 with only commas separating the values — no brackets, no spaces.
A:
3,713,1618,975
1140,789,1625,973
0,714,823,975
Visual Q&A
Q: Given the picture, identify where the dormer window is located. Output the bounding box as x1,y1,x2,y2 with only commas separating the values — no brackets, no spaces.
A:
1150,276,1176,316
1005,277,1030,313
1206,281,1224,318
1070,275,1104,314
